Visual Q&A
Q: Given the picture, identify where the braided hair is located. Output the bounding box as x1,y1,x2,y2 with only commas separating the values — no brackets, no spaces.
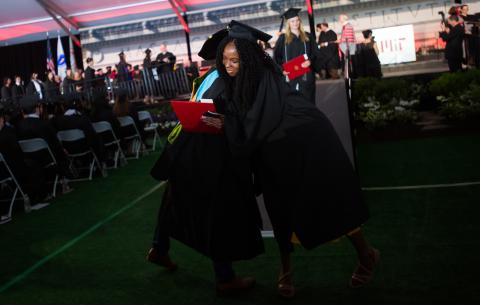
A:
216,36,278,115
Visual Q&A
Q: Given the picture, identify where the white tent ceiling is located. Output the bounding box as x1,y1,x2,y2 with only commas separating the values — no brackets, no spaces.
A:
0,0,246,46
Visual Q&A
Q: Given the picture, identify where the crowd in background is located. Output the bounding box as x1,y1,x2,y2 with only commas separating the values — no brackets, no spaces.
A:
439,4,480,72
0,42,200,106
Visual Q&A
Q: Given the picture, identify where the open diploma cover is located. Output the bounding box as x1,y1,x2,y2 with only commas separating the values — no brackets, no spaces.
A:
282,54,310,81
170,100,222,134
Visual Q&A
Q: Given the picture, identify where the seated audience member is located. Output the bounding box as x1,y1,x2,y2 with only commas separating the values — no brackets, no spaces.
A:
14,95,71,193
113,91,147,144
0,104,48,205
90,93,123,165
90,93,121,139
51,97,106,163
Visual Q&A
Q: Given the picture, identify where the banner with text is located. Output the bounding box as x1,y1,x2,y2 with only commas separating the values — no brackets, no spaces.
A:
372,24,416,65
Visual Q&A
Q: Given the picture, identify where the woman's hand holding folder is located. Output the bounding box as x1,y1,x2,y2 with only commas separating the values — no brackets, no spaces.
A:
201,111,225,130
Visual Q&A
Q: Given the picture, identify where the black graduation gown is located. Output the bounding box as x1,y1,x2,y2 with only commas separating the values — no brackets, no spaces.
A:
116,61,130,82
156,52,176,74
274,33,320,104
1,86,12,101
26,81,45,100
150,78,264,261
356,43,382,78
223,69,369,250
44,80,60,103
143,57,152,69
84,66,96,90
12,84,25,102
440,24,465,61
318,30,340,70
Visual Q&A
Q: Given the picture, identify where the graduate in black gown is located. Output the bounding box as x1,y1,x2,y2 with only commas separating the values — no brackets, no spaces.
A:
356,30,382,78
274,8,321,104
155,43,176,74
116,52,130,82
148,24,270,295
214,22,380,298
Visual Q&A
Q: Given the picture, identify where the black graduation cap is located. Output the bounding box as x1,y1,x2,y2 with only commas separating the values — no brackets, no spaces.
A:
198,29,229,60
282,8,301,20
19,95,40,110
119,51,125,56
145,48,152,54
198,21,272,60
228,20,272,43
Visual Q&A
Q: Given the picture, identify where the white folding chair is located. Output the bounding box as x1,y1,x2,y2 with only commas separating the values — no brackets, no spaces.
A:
117,116,144,159
138,110,161,151
0,153,32,224
92,121,127,169
18,138,60,198
57,129,105,181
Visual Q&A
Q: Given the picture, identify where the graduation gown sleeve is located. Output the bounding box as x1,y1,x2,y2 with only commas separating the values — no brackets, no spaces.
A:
273,34,286,66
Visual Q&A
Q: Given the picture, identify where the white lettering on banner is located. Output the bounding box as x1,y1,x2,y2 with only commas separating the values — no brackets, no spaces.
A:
373,24,416,65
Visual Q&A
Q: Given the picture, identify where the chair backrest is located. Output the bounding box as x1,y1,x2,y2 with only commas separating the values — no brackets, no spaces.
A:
138,111,153,124
92,121,120,143
18,137,58,164
117,115,142,140
57,129,86,142
117,116,135,128
92,121,113,134
18,138,49,153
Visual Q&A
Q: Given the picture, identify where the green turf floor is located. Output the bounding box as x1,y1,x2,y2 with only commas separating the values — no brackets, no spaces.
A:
1,135,480,305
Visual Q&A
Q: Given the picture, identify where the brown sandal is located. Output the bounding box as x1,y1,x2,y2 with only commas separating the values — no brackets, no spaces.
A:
278,271,295,298
350,248,380,288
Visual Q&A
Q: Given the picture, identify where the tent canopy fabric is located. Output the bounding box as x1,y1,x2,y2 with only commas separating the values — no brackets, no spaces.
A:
0,0,246,46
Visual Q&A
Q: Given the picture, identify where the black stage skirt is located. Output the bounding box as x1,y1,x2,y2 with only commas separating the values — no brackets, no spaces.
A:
151,131,264,261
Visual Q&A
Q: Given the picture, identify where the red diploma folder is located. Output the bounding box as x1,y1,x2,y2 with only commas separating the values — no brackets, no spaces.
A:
170,100,222,134
282,54,310,81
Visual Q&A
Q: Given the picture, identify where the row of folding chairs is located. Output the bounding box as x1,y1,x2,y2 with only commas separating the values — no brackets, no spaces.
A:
112,110,160,160
0,110,161,224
